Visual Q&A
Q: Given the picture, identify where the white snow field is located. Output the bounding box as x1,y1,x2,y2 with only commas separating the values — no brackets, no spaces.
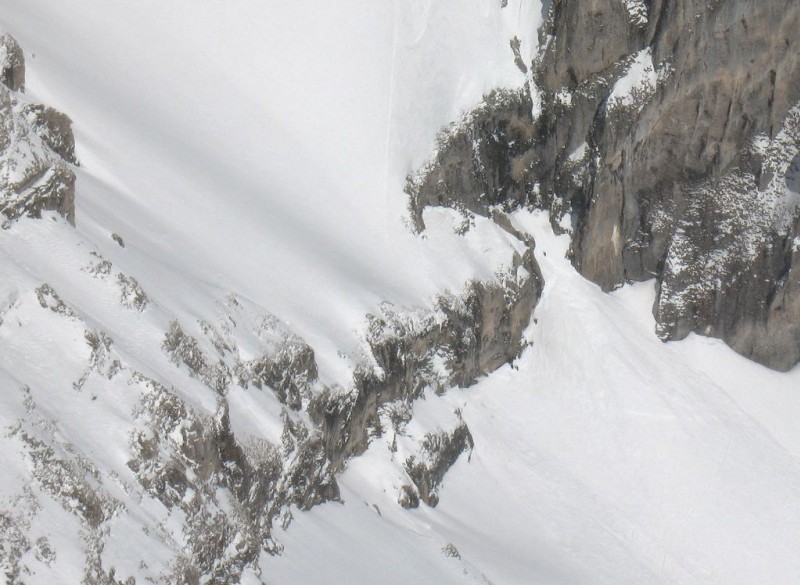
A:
0,0,540,378
1,1,800,584
261,211,800,585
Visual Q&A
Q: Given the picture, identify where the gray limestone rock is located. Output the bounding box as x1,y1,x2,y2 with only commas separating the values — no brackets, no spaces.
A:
0,34,24,92
0,36,77,227
408,0,800,370
655,107,800,370
23,104,78,165
552,0,800,290
403,422,474,507
406,87,537,232
541,0,800,369
310,247,542,472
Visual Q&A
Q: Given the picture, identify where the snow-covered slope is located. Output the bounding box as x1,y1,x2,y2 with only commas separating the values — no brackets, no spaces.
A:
262,212,800,585
0,0,540,375
1,1,800,584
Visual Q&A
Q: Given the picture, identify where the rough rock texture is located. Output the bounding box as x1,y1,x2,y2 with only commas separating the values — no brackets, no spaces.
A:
654,108,800,369
1,236,542,584
408,87,537,232
403,421,474,507
23,104,78,165
160,247,542,525
310,247,542,472
535,0,800,286
0,35,76,227
0,34,24,92
409,0,800,370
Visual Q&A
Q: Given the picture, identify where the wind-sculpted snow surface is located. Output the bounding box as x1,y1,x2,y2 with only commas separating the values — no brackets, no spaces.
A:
0,37,543,577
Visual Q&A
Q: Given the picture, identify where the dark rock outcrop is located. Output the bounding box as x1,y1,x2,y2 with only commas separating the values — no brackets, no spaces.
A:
409,0,800,370
0,33,24,92
654,108,800,369
535,0,800,288
403,421,474,507
408,87,537,232
128,379,287,581
148,249,542,574
310,247,542,472
0,34,76,227
23,104,78,165
240,342,317,411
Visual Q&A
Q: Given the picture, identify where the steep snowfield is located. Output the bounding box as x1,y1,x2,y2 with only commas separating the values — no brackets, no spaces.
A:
2,1,800,584
0,0,539,378
261,212,800,585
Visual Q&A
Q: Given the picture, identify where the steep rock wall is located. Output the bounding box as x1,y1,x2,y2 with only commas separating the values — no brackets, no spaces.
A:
409,0,800,370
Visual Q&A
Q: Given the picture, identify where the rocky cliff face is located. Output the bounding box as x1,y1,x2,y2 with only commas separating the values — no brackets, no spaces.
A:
0,34,25,92
311,247,541,476
0,36,76,227
409,0,800,370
